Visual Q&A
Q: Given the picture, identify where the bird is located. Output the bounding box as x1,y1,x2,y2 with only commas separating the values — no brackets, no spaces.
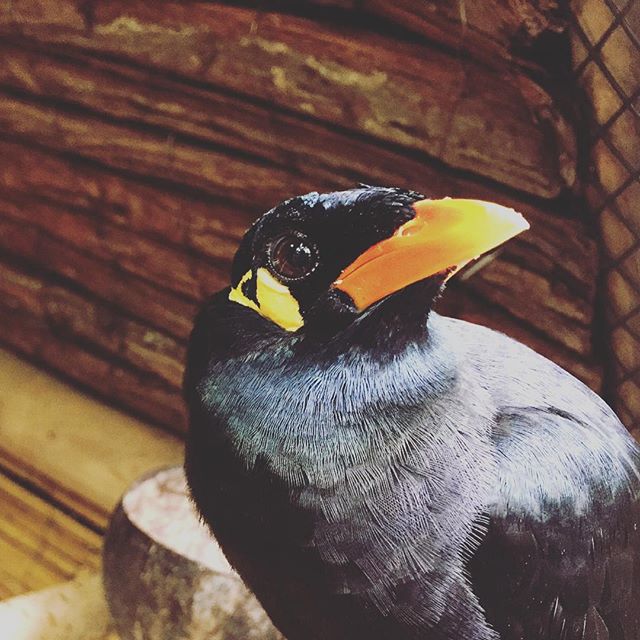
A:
184,186,640,640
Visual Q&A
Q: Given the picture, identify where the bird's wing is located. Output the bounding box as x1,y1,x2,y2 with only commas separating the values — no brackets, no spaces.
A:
469,405,640,640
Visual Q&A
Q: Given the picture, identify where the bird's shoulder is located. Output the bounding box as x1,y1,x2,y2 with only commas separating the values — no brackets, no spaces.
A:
435,313,640,506
431,316,640,639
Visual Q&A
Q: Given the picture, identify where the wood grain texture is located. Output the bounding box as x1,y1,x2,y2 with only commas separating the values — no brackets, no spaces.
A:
0,93,301,207
0,349,183,529
0,40,573,209
0,260,185,387
248,0,566,69
0,473,101,600
0,1,605,431
0,131,598,355
0,256,189,430
0,1,575,198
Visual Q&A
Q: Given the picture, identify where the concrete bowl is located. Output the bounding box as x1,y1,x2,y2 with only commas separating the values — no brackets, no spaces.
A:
102,466,283,640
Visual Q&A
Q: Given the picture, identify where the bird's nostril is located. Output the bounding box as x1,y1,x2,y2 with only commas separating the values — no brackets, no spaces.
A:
396,217,425,237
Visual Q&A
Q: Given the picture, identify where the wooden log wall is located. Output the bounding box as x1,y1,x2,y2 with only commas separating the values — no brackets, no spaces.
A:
0,1,606,434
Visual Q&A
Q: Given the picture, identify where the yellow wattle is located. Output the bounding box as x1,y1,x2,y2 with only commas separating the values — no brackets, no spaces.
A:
228,268,304,332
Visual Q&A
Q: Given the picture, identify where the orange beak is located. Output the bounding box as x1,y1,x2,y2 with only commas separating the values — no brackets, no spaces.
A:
333,198,529,311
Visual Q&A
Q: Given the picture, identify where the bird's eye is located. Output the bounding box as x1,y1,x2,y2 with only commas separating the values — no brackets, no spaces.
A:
267,232,319,281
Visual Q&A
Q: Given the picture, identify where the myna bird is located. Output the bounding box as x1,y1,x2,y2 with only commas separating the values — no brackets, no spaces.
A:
184,187,640,640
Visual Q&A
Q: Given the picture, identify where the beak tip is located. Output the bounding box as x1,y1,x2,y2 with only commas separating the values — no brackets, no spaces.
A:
512,208,530,232
480,201,530,239
516,212,530,235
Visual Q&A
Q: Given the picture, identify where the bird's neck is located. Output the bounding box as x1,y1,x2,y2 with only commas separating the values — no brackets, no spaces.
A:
197,313,459,487
187,307,499,640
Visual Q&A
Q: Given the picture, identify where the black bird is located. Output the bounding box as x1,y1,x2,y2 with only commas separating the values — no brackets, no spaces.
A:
184,187,640,640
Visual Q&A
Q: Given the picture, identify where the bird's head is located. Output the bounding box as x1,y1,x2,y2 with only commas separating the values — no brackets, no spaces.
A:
186,186,529,489
225,186,528,350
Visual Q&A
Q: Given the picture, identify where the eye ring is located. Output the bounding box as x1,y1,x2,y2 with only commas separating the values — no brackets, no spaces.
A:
267,231,320,282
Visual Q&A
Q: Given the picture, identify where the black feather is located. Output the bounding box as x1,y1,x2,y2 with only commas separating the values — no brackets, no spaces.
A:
184,188,640,640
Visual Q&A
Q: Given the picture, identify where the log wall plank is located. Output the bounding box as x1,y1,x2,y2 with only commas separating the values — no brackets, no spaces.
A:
243,0,566,69
0,302,187,431
0,213,198,341
0,189,227,303
0,94,303,207
0,41,565,208
0,261,185,388
0,139,252,261
0,1,574,198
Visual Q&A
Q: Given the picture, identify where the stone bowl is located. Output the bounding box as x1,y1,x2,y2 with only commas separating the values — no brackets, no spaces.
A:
102,466,283,640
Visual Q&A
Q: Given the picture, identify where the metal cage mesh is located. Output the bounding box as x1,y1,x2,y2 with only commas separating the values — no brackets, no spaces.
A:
568,0,640,434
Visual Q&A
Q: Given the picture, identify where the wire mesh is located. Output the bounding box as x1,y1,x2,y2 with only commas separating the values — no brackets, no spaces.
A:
568,0,640,433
